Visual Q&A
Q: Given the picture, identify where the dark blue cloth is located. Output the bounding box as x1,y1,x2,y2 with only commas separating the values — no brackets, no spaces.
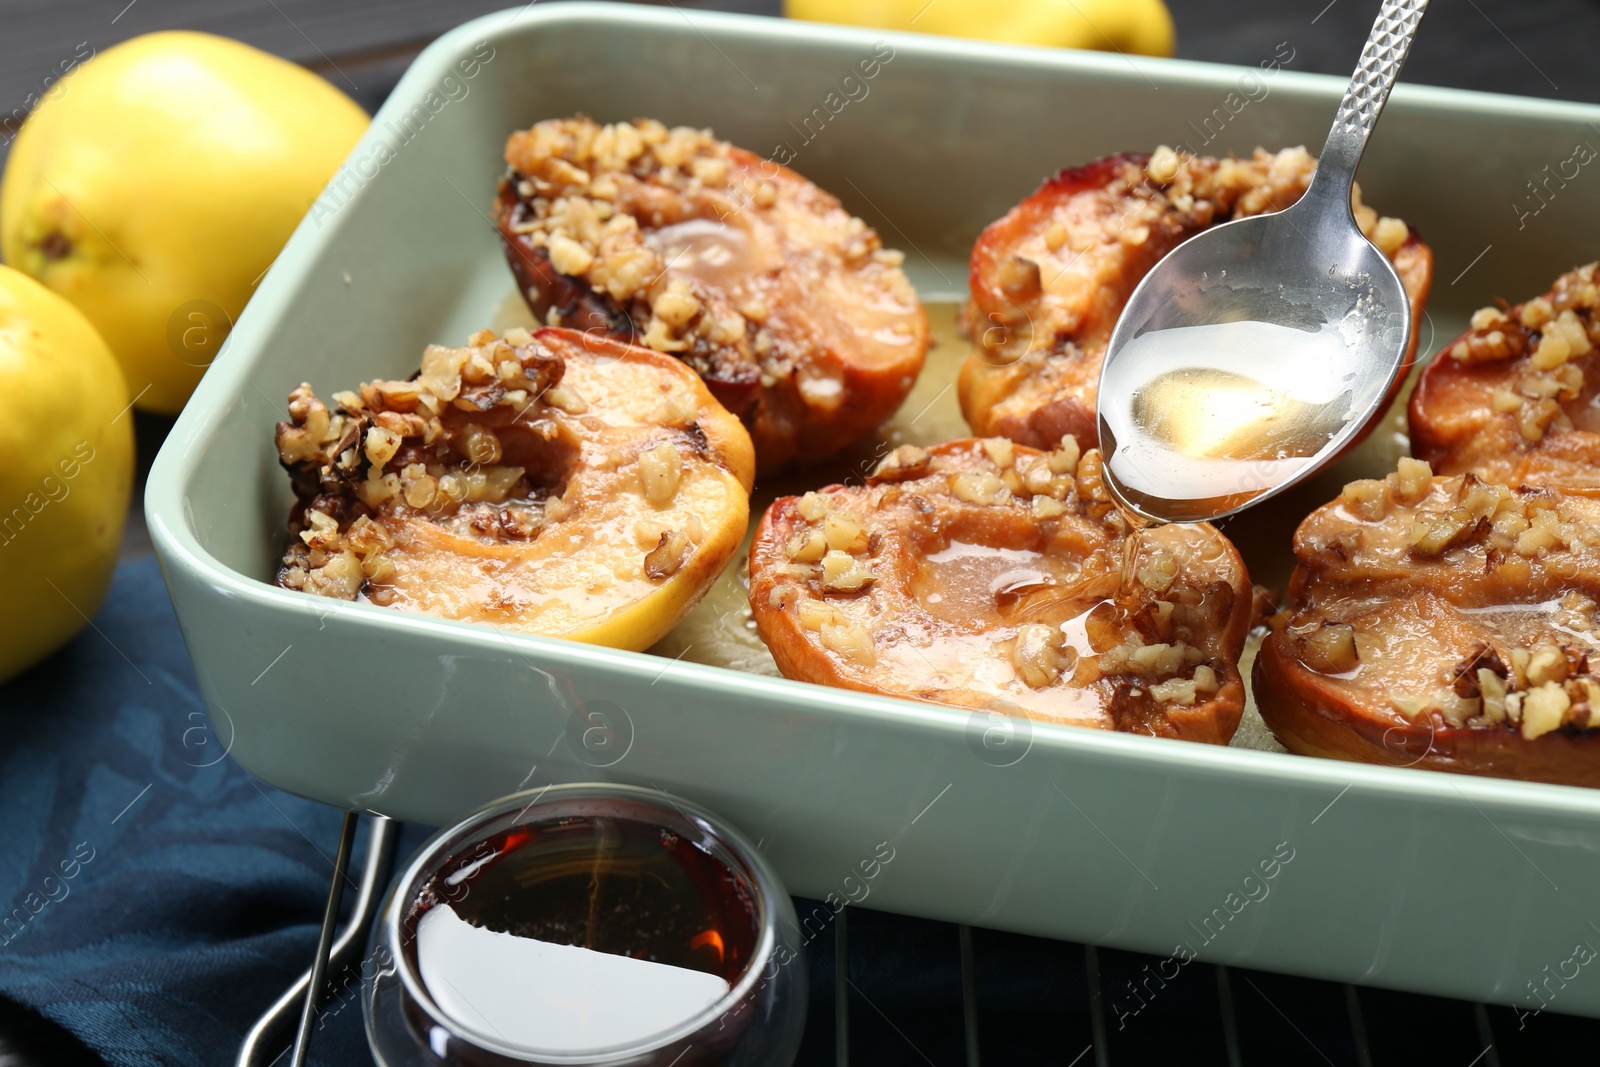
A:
0,555,425,1067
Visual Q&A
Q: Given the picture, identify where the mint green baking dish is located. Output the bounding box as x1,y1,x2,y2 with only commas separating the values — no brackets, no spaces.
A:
146,3,1600,1016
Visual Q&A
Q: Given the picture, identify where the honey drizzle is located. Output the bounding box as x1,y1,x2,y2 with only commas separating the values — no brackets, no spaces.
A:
1116,504,1166,596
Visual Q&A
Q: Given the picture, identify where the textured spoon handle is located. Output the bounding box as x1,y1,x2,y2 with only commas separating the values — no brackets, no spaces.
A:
1310,0,1429,207
1336,0,1429,136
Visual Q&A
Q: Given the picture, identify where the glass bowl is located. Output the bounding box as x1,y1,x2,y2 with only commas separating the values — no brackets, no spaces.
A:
364,784,805,1066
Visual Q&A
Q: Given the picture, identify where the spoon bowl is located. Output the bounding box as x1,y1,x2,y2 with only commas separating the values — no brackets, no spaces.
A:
1097,0,1428,524
1097,191,1412,523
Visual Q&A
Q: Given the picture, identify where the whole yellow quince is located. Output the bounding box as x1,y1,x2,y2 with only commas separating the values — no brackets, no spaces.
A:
785,0,1176,56
0,264,133,683
1,32,368,414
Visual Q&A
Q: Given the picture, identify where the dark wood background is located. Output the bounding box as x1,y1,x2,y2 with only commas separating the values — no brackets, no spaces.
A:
2,0,1598,139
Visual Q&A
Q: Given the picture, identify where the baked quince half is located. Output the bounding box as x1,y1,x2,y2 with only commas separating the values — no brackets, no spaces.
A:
1254,458,1600,786
959,147,1434,448
493,116,928,471
1410,262,1600,493
273,326,755,651
747,437,1252,742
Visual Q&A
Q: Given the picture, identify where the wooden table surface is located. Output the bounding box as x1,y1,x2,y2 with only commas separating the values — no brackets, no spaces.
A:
2,0,1597,1063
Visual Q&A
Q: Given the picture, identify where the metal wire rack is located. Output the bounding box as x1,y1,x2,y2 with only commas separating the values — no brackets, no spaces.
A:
240,814,1595,1066
811,909,1600,1065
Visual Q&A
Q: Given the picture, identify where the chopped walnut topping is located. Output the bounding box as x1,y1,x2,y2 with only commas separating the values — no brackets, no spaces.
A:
1409,508,1480,556
823,509,869,553
1161,148,1310,222
1030,494,1067,521
1434,263,1600,443
1296,622,1358,674
998,257,1042,301
1450,265,1599,373
786,527,827,563
1146,145,1181,184
797,598,846,632
1393,457,1434,505
1047,435,1081,475
981,437,1015,469
1136,552,1178,593
546,233,595,276
1150,677,1197,704
1273,463,1600,750
1388,694,1430,719
1371,216,1409,258
496,115,927,470
1151,664,1222,705
638,442,683,504
1479,669,1509,722
870,444,932,483
820,549,874,592
1339,478,1387,521
797,491,828,523
364,426,402,467
1521,681,1570,739
1337,461,1524,542
459,425,501,466
1126,641,1188,675
819,621,876,665
1525,643,1569,686
275,326,755,649
951,470,1011,507
644,529,692,580
962,146,1427,456
1013,623,1066,689
273,332,585,598
274,328,726,606
1328,462,1600,568
749,439,1251,739
543,385,588,415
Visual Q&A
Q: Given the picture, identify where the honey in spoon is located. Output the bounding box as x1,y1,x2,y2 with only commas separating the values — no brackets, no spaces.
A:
1099,318,1358,521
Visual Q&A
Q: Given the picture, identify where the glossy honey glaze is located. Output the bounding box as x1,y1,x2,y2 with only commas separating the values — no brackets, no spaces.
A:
1099,319,1360,520
492,292,1447,751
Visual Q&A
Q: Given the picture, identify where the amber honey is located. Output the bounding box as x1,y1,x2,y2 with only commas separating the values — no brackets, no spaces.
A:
1100,319,1360,520
404,816,761,1054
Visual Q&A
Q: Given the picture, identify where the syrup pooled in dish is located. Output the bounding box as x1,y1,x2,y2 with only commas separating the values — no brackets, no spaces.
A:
494,116,929,471
747,437,1253,742
1410,262,1600,493
1253,458,1600,786
959,146,1434,450
273,327,755,651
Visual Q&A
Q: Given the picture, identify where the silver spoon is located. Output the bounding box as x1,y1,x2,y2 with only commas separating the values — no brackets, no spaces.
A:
1097,0,1429,524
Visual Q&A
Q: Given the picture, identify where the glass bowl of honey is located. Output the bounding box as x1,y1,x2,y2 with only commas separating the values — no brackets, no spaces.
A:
364,784,806,1066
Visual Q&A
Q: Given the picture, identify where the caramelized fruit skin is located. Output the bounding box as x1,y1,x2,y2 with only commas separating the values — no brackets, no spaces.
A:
959,149,1434,448
494,117,928,471
1255,462,1600,786
1410,263,1600,493
748,438,1253,742
273,327,754,651
1254,638,1600,786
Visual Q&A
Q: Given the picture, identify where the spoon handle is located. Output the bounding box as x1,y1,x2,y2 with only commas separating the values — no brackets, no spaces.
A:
1306,0,1430,210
